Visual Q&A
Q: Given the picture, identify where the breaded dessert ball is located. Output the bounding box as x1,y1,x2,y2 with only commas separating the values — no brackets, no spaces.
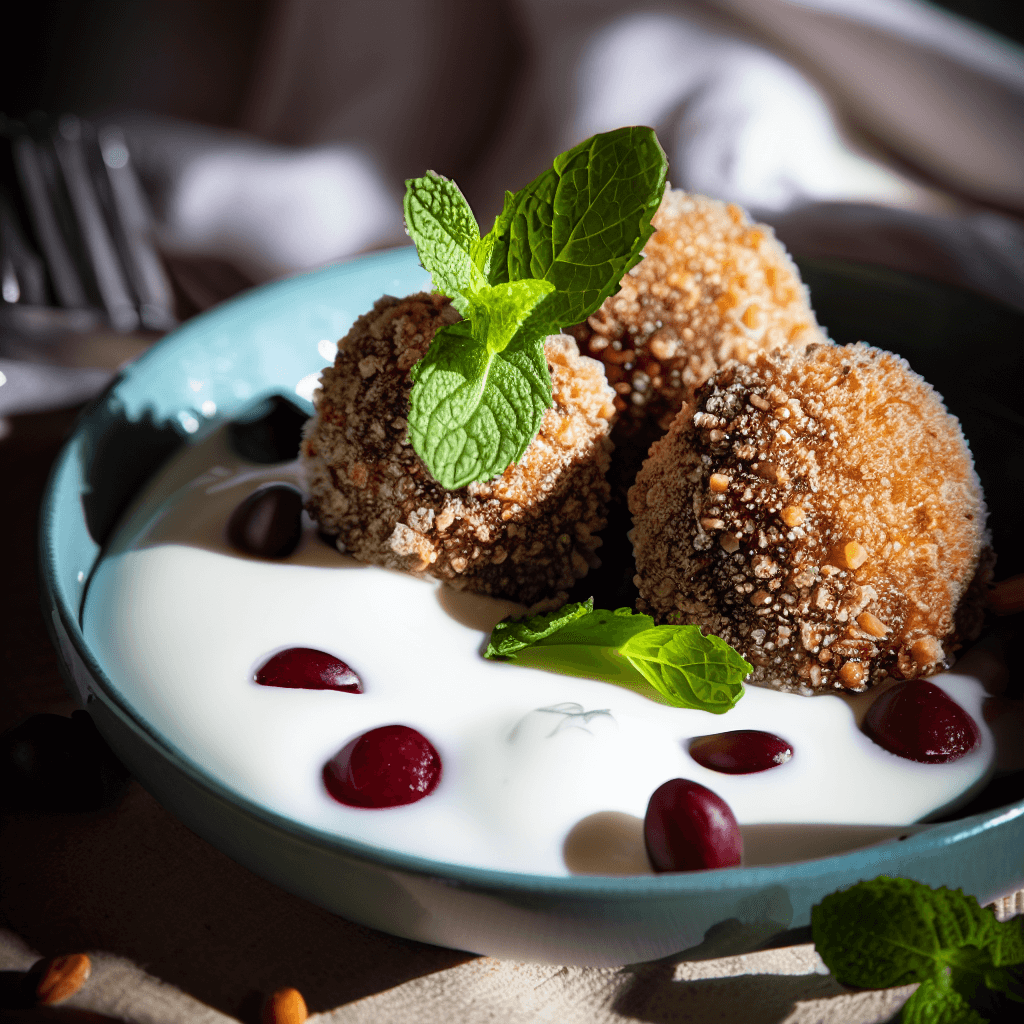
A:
303,293,615,606
573,191,827,478
629,343,990,694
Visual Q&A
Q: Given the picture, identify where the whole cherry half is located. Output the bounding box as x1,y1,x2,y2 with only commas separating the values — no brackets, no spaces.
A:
644,778,743,872
323,725,442,808
863,679,980,763
689,730,793,774
227,484,304,559
255,648,362,692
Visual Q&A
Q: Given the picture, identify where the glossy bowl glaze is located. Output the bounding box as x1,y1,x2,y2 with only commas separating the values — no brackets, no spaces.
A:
40,247,1024,965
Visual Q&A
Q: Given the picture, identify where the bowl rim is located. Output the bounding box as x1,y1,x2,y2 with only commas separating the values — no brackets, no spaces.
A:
38,246,1024,898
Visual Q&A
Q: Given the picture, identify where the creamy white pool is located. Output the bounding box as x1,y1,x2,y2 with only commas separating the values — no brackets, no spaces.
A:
82,428,998,876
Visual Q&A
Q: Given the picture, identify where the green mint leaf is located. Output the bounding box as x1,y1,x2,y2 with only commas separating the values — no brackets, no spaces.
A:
405,128,667,487
404,171,485,309
486,598,594,658
462,278,556,354
811,878,1009,994
900,979,987,1024
484,602,747,713
618,626,749,714
481,126,667,326
408,320,551,489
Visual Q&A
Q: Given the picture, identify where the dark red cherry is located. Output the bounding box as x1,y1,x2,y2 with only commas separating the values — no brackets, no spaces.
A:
255,648,362,692
644,778,742,872
227,484,303,559
323,725,442,808
689,730,793,774
863,679,980,763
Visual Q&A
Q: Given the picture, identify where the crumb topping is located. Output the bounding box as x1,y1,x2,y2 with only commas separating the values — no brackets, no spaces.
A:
571,190,827,482
303,293,615,605
629,343,991,694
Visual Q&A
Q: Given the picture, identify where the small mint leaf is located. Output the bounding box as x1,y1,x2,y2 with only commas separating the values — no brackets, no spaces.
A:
404,171,484,308
462,278,556,354
482,126,667,324
618,626,749,713
812,878,1002,993
408,320,551,489
486,598,594,658
900,979,986,1024
484,601,747,712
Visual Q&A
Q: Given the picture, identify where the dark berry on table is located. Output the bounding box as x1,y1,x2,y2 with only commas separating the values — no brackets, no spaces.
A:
689,730,793,774
863,679,980,763
255,648,362,692
323,725,442,808
227,484,303,559
0,711,129,812
644,778,742,872
228,394,307,464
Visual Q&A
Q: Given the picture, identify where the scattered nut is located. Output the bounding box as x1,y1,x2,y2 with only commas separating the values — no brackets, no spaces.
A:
262,987,308,1024
839,661,867,689
910,636,944,668
839,541,868,570
857,612,889,638
780,505,805,527
709,473,731,493
36,953,91,1005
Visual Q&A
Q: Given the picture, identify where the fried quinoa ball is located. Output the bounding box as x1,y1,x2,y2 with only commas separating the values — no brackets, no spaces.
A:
302,293,616,605
572,190,827,480
629,343,990,694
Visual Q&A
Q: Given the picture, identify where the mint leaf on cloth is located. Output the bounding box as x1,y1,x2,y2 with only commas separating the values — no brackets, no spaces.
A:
403,171,484,308
485,602,748,713
407,320,552,490
900,980,987,1024
403,127,668,488
812,877,1024,1023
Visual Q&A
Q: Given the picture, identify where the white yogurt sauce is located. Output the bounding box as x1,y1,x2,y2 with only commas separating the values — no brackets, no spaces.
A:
83,428,999,876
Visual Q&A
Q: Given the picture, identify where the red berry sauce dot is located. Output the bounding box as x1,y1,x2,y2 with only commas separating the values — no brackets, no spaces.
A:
323,725,442,808
644,778,742,872
688,730,793,774
255,648,362,693
863,679,980,763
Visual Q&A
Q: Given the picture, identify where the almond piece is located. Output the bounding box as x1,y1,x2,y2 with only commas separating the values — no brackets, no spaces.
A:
36,953,91,1005
262,987,308,1024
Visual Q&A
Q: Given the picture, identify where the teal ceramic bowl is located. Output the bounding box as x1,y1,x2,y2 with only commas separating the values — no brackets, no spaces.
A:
39,247,1024,965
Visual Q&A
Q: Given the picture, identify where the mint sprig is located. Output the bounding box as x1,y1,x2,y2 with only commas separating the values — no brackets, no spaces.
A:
404,126,667,489
812,878,1024,1023
485,601,749,714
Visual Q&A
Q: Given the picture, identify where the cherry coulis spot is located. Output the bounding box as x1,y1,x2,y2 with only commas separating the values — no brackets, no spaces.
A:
644,778,742,872
323,725,442,808
255,648,362,692
863,679,980,763
688,730,793,774
227,484,304,559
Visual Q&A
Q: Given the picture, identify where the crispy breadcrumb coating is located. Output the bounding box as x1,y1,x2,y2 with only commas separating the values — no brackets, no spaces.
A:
572,190,827,480
303,293,615,605
629,343,990,694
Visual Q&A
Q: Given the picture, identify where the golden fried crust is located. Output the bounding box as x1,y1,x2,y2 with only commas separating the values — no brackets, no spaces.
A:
302,293,615,605
629,343,990,694
572,191,827,483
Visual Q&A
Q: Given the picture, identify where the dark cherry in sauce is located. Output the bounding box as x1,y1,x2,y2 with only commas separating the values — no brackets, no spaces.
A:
323,725,442,808
644,778,743,872
689,730,793,774
255,648,362,692
863,679,980,763
227,484,304,559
